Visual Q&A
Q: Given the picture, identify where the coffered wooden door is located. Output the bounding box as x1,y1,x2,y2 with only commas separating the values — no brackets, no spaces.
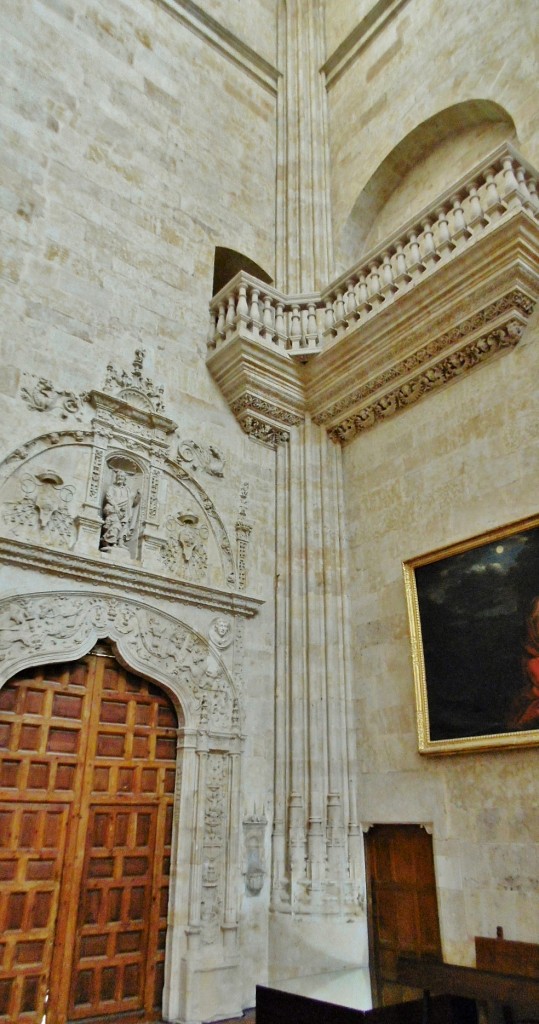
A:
0,650,179,1024
365,824,442,1007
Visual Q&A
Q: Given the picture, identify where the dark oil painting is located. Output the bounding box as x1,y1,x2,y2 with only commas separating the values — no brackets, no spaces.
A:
413,522,539,745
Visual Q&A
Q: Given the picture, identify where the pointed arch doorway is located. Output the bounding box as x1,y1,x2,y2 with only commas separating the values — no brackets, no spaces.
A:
0,643,181,1024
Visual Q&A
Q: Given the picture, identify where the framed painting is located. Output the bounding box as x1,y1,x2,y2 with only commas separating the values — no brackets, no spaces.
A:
403,515,539,754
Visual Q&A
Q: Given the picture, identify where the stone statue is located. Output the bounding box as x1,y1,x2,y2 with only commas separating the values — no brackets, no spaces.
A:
100,469,140,551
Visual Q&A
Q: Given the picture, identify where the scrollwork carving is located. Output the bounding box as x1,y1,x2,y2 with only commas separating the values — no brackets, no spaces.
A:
20,376,86,418
327,316,527,445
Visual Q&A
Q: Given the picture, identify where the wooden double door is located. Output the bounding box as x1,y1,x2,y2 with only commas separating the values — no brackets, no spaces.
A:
0,651,179,1024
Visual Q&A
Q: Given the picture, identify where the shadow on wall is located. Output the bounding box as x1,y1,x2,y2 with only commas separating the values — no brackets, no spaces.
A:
338,99,517,269
213,246,273,295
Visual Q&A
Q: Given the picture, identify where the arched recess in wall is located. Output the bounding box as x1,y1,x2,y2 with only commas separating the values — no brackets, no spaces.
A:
212,246,273,295
339,99,517,267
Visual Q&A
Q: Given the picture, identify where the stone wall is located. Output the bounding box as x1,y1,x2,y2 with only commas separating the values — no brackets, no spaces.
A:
343,322,539,963
0,0,279,1017
327,0,539,269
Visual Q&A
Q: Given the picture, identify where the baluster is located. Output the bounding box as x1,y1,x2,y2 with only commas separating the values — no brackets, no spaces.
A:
207,309,217,350
290,305,302,351
249,287,261,323
368,262,383,306
275,302,286,346
237,284,249,318
405,231,425,278
334,289,345,324
394,241,411,285
501,156,521,209
483,168,506,220
357,274,372,313
225,293,236,331
524,175,539,215
450,194,472,246
306,303,318,337
380,252,397,298
421,221,440,267
216,301,226,339
324,298,336,334
262,295,274,343
345,278,358,318
466,181,488,230
515,167,535,213
249,287,260,338
434,207,455,257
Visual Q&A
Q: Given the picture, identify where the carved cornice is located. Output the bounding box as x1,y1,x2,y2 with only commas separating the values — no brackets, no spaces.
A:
0,538,264,617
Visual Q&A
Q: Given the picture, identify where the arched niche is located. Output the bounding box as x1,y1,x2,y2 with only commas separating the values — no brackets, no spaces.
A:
339,99,517,267
212,246,273,295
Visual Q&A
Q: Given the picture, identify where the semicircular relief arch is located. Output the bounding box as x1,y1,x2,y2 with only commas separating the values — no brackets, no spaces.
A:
0,590,239,734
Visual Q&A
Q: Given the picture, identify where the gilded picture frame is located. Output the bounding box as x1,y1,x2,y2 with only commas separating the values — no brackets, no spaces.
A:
403,515,539,754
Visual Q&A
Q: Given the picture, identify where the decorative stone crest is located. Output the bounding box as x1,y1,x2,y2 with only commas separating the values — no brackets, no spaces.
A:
103,348,165,413
2,471,76,548
161,508,209,581
241,416,289,448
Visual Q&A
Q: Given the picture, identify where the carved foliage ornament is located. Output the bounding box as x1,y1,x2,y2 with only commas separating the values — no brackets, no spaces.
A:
326,317,526,444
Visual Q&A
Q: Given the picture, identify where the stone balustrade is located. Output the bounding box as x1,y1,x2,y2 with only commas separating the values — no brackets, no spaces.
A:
207,274,325,359
207,143,539,359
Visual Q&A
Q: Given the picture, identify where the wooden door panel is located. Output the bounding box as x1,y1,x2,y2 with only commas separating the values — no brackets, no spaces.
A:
0,655,179,1024
0,802,69,1024
366,825,442,1007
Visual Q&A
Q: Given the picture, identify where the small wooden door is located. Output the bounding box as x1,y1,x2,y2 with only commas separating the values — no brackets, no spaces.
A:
0,650,179,1024
365,824,442,1007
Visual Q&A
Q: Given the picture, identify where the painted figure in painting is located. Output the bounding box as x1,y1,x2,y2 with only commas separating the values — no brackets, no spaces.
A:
508,596,539,730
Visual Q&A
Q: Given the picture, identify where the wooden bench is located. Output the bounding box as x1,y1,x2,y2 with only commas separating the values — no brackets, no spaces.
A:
256,983,462,1024
396,952,539,1024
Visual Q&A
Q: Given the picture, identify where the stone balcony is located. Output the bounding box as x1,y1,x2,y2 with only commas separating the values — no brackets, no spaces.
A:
207,143,539,445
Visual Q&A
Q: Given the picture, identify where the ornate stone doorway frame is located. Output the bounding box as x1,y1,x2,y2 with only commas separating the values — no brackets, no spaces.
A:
0,590,245,1024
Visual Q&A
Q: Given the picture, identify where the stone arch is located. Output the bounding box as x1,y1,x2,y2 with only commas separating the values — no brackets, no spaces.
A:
339,99,517,266
0,590,238,733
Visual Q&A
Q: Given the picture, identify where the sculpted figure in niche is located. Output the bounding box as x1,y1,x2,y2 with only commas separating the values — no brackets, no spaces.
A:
101,469,140,551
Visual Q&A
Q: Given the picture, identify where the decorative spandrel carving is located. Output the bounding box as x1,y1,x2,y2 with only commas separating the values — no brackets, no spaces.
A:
177,440,225,478
161,509,209,582
20,376,86,418
2,471,77,549
100,463,141,556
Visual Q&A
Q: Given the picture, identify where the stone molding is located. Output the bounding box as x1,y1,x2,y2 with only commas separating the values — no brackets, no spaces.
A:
322,0,411,89
155,0,280,95
0,537,263,617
